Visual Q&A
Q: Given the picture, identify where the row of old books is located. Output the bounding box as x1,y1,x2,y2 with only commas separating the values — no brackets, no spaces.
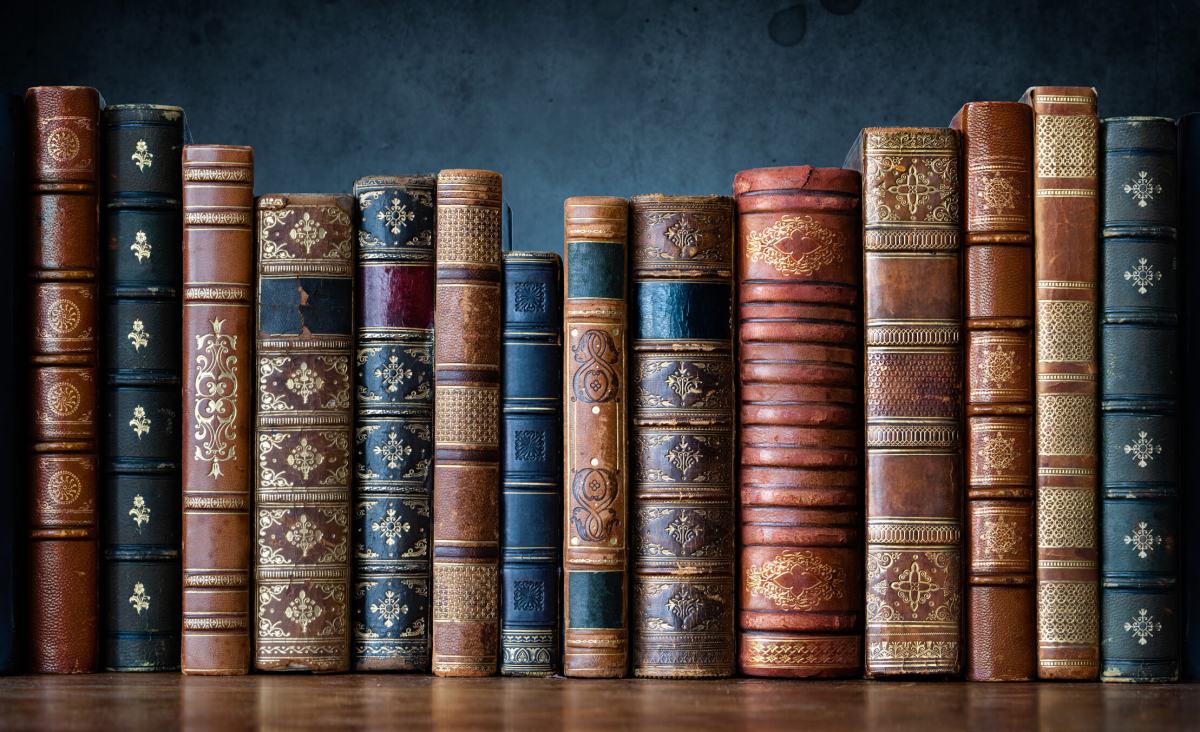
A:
0,84,1195,682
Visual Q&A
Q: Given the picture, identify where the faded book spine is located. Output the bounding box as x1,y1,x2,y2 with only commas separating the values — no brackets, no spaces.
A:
352,176,435,671
562,196,629,678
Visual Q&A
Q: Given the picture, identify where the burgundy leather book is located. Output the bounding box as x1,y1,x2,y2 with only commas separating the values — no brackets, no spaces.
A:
734,166,863,678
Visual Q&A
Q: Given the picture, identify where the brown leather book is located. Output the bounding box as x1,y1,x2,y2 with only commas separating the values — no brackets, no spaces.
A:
629,194,735,678
181,145,254,675
951,102,1036,681
1021,86,1100,680
562,196,629,678
734,166,863,678
27,86,101,674
253,194,354,672
431,169,503,677
847,127,964,677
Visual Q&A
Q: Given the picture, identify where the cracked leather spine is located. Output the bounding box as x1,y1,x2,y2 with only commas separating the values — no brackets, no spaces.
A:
101,104,185,672
734,166,863,678
352,175,435,671
951,101,1036,681
181,144,254,675
848,127,964,677
27,86,101,674
1099,117,1179,682
1022,86,1101,680
562,196,629,678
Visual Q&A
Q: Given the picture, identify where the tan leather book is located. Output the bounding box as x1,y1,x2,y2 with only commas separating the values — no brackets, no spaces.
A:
562,196,629,678
847,127,964,676
629,194,736,678
252,194,354,672
951,102,1037,681
27,85,101,673
431,169,503,677
181,145,254,675
1021,86,1100,680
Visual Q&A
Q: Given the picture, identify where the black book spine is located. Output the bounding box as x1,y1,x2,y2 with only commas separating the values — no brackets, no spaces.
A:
100,105,184,671
500,251,562,676
1180,115,1200,680
0,94,22,673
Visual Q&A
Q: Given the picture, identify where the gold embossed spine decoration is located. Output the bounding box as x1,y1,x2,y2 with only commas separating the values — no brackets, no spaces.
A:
432,170,503,677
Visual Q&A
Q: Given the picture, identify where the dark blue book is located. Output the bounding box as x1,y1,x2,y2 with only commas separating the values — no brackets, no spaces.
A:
500,251,562,676
100,105,184,671
1100,117,1179,682
0,94,22,673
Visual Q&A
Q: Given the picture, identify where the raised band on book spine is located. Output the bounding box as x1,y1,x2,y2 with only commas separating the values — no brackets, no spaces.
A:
629,194,735,678
951,101,1036,681
352,175,435,671
181,144,254,675
101,104,185,672
27,85,101,674
500,251,562,676
734,166,863,678
1022,86,1101,680
432,169,503,677
562,196,629,678
848,127,964,677
1100,117,1179,682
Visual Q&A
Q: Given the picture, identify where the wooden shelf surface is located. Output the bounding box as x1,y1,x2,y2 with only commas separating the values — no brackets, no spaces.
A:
0,675,1197,730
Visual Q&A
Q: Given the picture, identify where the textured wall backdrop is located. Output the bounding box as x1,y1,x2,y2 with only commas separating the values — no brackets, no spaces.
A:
5,0,1200,251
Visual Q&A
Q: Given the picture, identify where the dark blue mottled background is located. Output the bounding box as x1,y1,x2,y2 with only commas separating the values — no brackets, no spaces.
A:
5,0,1199,251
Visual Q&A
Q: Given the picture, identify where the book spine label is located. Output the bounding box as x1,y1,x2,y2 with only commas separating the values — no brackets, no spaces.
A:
431,170,503,677
352,176,436,671
1100,117,1179,682
181,144,254,675
734,165,863,678
861,127,964,677
27,86,101,673
629,196,735,678
500,251,562,676
562,196,629,678
954,102,1037,681
1026,87,1101,680
253,194,354,672
101,104,184,672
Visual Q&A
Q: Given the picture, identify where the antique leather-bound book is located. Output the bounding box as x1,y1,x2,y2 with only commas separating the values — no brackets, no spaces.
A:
629,195,735,678
562,196,629,678
950,102,1036,681
253,194,354,672
27,86,101,674
1021,86,1100,680
432,169,503,677
181,144,254,675
0,94,22,673
500,250,562,676
734,166,863,678
1182,114,1200,680
352,175,435,671
100,104,184,672
847,127,964,676
1099,117,1179,682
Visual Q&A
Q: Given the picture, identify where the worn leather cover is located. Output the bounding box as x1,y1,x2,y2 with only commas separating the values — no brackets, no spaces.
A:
628,195,735,678
1181,114,1200,680
432,169,503,677
1100,117,1179,682
951,102,1036,681
500,251,562,676
100,104,184,672
734,166,863,678
181,144,254,675
253,194,354,672
563,196,629,678
352,175,435,671
27,86,101,674
0,94,23,673
848,127,964,676
1022,86,1101,680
